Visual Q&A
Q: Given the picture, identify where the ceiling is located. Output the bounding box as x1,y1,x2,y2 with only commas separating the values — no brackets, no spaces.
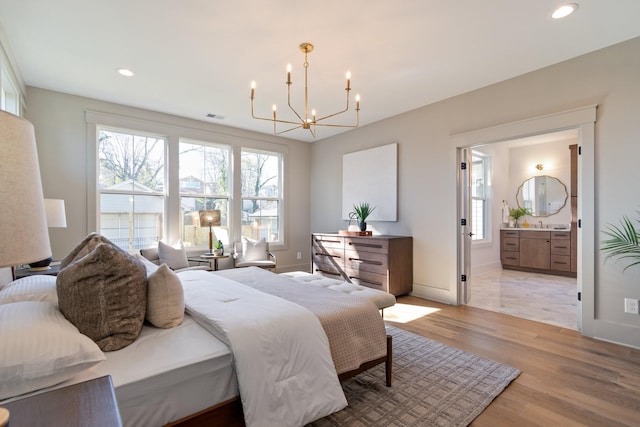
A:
1,1,640,143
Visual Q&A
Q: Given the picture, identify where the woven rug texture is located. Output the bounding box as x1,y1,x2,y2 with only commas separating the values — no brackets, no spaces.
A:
309,325,520,427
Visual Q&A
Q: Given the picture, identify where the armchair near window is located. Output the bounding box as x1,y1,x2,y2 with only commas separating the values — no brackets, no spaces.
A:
139,243,211,272
233,237,277,271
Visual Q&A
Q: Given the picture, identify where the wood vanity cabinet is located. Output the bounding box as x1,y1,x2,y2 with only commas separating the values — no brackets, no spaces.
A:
312,233,413,296
500,230,575,277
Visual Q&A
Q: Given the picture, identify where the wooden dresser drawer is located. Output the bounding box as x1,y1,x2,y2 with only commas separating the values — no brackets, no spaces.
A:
344,237,389,254
344,249,387,275
312,234,344,249
501,230,519,238
502,252,520,266
551,255,571,272
502,237,519,252
551,239,571,256
345,268,388,292
550,231,570,240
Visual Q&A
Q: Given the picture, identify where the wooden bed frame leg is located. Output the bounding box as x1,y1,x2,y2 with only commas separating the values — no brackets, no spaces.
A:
386,334,392,387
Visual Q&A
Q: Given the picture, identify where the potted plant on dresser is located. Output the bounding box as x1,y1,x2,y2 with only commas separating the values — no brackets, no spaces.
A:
353,202,376,232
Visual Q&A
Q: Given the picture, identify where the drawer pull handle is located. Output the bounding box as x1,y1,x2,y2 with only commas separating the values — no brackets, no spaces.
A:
315,252,340,258
348,258,382,265
349,276,382,287
553,262,568,265
315,268,341,276
348,242,383,249
554,246,569,249
505,257,518,260
315,239,341,244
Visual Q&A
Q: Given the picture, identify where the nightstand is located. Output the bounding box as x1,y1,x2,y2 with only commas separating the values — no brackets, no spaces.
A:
14,263,61,279
2,375,122,426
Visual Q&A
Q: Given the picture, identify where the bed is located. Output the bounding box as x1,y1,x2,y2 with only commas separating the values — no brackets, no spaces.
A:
0,266,391,427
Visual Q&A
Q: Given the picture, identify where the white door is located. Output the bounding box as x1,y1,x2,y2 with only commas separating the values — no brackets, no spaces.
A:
457,147,473,305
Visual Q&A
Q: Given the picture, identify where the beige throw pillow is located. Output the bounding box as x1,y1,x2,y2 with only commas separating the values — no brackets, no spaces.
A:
158,240,189,270
146,264,184,328
57,241,147,351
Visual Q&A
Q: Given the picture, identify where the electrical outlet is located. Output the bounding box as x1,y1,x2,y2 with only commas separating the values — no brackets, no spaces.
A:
296,252,302,260
624,298,639,315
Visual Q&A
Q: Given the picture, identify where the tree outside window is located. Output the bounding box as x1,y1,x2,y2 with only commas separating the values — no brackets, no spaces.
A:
179,140,231,247
241,149,282,243
98,129,165,251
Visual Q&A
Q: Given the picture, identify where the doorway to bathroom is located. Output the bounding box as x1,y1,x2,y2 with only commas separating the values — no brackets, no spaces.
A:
454,106,597,334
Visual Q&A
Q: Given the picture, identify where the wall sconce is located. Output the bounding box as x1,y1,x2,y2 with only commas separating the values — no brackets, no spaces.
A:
535,164,544,171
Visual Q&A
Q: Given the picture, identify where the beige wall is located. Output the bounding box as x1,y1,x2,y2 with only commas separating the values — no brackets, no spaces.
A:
25,87,312,273
311,37,640,348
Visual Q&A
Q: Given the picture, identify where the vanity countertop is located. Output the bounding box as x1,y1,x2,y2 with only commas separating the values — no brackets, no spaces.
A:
501,226,571,231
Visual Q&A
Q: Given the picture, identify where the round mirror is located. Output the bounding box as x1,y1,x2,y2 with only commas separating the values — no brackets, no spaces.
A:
516,175,568,217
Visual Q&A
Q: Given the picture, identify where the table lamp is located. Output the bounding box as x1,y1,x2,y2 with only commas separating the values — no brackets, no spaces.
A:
29,199,67,270
199,210,221,255
0,110,51,280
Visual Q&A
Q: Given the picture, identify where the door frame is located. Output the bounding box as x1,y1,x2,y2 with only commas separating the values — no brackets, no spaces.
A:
452,105,596,335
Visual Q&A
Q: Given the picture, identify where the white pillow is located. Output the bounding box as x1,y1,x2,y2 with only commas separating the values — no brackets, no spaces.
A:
0,301,105,400
158,240,189,270
242,237,268,262
135,253,160,276
147,264,184,328
0,275,58,305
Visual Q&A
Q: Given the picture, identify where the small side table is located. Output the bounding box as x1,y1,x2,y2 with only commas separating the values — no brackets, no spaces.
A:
14,263,61,279
2,375,122,426
188,254,229,271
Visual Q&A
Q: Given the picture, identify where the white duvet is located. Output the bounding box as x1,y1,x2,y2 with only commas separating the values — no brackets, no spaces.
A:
178,270,347,427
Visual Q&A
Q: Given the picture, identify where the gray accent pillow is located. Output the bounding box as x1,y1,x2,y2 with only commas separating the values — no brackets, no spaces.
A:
57,240,147,351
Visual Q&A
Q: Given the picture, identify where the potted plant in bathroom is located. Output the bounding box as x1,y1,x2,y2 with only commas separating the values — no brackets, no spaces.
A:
509,207,531,228
601,213,640,271
353,202,376,232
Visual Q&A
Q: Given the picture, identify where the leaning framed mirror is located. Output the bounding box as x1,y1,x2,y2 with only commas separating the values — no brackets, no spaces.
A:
516,175,568,217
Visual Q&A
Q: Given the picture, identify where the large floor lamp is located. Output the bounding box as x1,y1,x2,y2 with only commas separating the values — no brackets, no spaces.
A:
0,111,51,280
199,210,221,255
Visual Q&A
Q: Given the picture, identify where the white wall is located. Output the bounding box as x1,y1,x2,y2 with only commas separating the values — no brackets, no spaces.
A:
310,37,640,348
25,87,312,273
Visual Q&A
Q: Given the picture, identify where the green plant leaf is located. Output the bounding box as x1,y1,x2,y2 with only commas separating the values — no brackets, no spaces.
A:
601,215,640,271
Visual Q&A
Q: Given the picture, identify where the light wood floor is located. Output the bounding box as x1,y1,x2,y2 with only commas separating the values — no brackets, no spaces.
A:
386,296,640,427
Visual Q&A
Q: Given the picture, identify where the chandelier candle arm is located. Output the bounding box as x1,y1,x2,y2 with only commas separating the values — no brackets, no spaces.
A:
249,42,361,137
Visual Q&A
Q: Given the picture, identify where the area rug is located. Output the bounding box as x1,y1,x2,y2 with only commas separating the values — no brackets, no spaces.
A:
309,325,520,427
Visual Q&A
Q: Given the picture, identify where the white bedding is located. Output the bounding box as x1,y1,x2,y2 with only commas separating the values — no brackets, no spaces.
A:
178,269,347,427
23,315,237,427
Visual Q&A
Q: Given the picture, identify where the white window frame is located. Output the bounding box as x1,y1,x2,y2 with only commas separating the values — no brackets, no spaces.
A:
471,151,491,243
240,147,284,245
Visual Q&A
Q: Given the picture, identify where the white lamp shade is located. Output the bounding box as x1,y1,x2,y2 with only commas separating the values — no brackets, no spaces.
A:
0,111,52,268
45,199,67,228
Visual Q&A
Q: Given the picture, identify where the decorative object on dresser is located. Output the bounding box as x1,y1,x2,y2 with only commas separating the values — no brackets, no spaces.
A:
199,210,221,255
0,110,52,280
352,201,376,232
508,207,530,228
312,233,413,296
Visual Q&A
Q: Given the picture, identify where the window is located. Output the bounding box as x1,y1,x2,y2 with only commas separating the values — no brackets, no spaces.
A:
241,148,282,243
0,68,20,115
471,152,491,241
98,128,166,251
179,139,231,247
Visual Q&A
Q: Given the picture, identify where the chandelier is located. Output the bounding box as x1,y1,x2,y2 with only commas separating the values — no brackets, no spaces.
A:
250,42,360,138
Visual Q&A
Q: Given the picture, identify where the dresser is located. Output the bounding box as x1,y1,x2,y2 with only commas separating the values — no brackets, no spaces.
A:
312,233,413,296
500,229,575,277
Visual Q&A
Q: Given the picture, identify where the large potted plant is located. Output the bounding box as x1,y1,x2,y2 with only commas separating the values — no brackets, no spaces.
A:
353,202,376,232
601,213,640,271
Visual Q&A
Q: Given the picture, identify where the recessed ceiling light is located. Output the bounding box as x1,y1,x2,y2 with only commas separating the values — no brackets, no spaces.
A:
117,68,134,77
552,3,578,19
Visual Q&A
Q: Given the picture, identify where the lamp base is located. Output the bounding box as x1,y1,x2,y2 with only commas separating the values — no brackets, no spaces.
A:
29,257,53,271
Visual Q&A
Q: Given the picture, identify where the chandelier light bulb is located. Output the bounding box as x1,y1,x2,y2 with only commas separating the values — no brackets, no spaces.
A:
272,104,277,111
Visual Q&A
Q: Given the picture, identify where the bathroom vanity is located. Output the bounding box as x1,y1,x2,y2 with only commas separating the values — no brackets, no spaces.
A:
501,228,576,277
